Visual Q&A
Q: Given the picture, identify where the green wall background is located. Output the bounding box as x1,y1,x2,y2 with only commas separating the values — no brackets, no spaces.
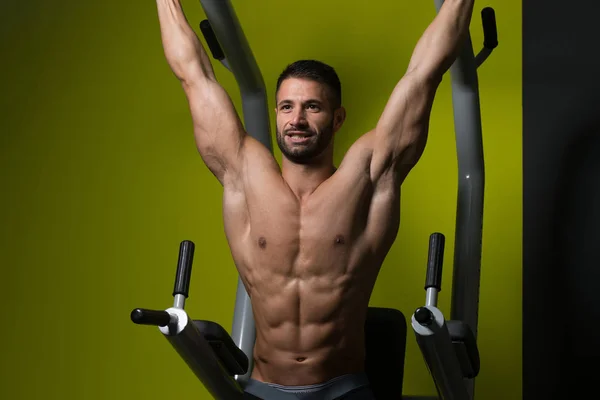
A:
0,0,521,398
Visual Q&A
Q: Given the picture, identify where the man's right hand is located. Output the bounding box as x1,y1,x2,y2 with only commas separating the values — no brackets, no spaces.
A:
156,0,215,83
155,0,252,187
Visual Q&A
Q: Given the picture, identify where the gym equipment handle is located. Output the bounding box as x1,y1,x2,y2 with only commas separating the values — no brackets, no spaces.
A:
200,20,225,61
173,240,195,298
130,308,171,327
425,233,445,291
482,7,498,49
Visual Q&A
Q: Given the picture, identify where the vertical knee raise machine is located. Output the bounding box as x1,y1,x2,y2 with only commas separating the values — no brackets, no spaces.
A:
408,1,498,399
130,1,498,398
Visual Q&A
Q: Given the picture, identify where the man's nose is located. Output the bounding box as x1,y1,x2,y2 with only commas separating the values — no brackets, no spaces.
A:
290,109,307,127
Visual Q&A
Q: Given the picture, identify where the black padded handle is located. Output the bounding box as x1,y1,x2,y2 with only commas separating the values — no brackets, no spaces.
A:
173,240,195,298
199,19,225,61
130,308,171,327
482,7,498,49
425,233,445,291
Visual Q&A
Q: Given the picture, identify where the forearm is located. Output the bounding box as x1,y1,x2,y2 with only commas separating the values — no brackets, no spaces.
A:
407,0,475,80
156,0,215,82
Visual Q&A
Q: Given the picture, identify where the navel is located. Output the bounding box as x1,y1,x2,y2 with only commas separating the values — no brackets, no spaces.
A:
334,235,346,245
258,237,267,249
296,357,307,362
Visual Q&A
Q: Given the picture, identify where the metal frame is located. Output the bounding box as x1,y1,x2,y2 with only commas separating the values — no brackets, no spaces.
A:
410,2,498,399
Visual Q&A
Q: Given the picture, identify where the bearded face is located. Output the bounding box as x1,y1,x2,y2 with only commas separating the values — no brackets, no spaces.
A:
275,78,341,164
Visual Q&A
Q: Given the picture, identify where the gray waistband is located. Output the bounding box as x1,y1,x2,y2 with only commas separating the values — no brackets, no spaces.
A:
244,372,370,400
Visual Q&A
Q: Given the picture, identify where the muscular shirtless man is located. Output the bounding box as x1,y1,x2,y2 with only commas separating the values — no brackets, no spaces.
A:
155,1,475,398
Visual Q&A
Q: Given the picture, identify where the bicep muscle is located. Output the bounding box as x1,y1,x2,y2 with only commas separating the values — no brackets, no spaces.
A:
182,77,246,184
370,72,438,185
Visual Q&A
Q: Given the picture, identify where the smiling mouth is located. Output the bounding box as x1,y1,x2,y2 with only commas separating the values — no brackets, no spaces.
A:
286,133,313,144
286,131,312,136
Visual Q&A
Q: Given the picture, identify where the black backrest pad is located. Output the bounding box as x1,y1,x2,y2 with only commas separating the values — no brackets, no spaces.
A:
194,320,249,376
364,307,408,399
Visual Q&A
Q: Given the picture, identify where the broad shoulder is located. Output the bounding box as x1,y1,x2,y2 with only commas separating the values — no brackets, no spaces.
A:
332,129,403,198
309,131,377,200
222,135,283,192
335,130,377,177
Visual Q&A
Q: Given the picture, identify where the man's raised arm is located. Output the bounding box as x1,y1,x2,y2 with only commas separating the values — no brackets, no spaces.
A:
369,0,476,184
156,0,247,185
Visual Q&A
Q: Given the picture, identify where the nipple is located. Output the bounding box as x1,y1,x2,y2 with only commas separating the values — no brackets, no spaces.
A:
334,235,345,245
258,237,267,249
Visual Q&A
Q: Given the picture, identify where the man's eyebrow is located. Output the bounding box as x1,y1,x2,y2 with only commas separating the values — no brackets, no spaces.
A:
278,99,324,106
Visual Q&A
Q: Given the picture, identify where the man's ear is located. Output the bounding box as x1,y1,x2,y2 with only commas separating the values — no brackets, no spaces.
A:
334,107,347,132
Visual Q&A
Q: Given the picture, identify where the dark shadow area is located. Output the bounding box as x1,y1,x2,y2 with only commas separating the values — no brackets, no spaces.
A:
553,122,600,397
523,1,600,398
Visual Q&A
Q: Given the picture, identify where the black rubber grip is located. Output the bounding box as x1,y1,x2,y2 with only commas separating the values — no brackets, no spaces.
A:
130,308,171,327
425,233,445,291
481,7,498,49
173,240,195,298
199,19,225,61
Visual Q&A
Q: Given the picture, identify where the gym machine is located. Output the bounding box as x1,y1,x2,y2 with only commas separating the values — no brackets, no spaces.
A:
130,0,498,398
410,1,498,399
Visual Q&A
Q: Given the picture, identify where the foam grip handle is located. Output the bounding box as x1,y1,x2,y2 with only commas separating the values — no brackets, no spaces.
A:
482,7,498,49
199,19,225,61
130,308,171,327
173,240,195,298
425,233,445,291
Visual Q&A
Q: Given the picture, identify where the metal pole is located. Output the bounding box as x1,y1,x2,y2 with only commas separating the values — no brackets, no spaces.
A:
432,1,485,398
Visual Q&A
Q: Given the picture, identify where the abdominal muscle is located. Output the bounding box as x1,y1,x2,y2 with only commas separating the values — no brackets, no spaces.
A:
244,255,376,386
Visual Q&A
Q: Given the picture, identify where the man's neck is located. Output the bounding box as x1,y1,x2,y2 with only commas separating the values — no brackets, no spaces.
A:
281,157,336,202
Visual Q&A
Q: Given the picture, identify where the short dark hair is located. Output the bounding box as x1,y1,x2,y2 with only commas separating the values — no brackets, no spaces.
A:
276,60,342,108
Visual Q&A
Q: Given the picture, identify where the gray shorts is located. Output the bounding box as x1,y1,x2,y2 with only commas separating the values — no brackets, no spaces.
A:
242,372,375,400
